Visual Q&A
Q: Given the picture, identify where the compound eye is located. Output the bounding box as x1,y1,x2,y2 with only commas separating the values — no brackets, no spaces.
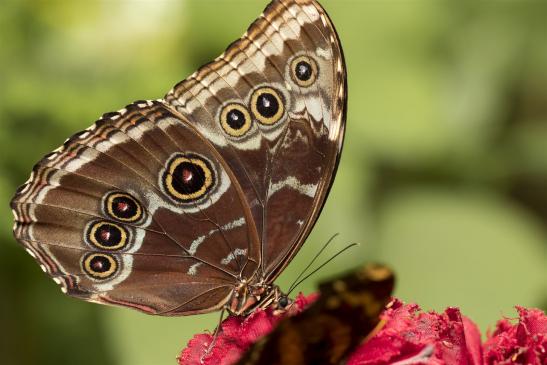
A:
220,103,252,137
250,87,285,125
82,253,118,280
290,56,318,87
105,192,143,223
278,295,289,309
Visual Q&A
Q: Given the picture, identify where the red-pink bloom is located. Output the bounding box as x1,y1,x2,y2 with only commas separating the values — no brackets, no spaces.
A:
178,294,318,365
483,307,546,365
346,299,483,365
179,297,546,365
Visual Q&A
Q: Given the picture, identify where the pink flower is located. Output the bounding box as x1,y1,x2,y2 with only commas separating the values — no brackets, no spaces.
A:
483,307,546,364
346,299,483,365
177,294,318,365
179,297,546,365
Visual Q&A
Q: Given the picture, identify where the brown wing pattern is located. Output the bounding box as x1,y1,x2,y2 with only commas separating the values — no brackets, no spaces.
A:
10,0,345,315
164,0,346,281
11,101,260,315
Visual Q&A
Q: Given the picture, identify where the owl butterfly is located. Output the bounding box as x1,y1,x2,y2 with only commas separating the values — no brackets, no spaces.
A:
11,0,346,316
236,264,395,365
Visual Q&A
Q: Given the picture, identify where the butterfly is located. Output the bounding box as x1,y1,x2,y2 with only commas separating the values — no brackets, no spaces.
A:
10,0,346,317
236,264,395,365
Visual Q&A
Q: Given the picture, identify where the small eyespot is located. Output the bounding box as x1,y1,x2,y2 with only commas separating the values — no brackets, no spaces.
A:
220,103,252,137
250,87,285,125
290,56,318,87
87,221,129,250
162,154,214,203
82,253,118,279
105,192,143,223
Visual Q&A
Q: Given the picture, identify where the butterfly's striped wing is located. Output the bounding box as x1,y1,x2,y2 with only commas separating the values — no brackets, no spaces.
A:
11,101,260,315
10,0,346,316
164,0,346,282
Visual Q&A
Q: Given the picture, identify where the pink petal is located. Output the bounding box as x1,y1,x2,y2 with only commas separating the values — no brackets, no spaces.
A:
179,296,546,365
483,307,546,365
178,293,316,365
347,303,483,365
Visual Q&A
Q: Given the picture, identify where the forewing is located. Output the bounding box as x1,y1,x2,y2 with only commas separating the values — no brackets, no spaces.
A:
164,0,347,280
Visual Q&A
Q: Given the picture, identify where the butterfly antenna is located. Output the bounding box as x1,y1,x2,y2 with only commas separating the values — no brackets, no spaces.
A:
287,242,358,296
287,233,339,294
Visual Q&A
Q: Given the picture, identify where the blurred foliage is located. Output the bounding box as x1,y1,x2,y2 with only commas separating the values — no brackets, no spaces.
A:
0,1,545,365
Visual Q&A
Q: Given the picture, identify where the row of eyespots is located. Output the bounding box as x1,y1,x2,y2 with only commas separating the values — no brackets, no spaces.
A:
82,220,127,280
220,86,285,137
220,55,319,138
82,192,144,279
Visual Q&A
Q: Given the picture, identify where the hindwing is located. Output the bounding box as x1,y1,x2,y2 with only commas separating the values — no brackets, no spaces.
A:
11,101,260,315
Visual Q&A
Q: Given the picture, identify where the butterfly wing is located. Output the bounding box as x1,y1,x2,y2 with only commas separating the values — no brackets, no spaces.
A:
11,0,345,314
164,0,347,281
11,101,260,315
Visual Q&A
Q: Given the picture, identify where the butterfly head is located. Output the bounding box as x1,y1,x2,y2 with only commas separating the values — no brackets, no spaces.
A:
276,295,290,310
227,280,293,316
270,293,296,317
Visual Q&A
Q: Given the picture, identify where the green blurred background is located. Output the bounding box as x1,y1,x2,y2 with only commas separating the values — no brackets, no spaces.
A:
1,0,545,364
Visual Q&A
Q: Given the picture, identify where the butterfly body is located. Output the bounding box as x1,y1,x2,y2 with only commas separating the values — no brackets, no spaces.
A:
11,0,346,316
227,281,284,316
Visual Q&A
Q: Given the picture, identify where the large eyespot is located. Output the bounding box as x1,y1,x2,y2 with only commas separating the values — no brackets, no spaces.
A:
220,103,252,137
104,192,143,223
82,253,118,280
250,87,285,125
162,154,214,203
87,221,129,250
290,55,318,87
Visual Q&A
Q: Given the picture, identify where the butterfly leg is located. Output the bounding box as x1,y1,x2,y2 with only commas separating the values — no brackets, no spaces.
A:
200,308,227,363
